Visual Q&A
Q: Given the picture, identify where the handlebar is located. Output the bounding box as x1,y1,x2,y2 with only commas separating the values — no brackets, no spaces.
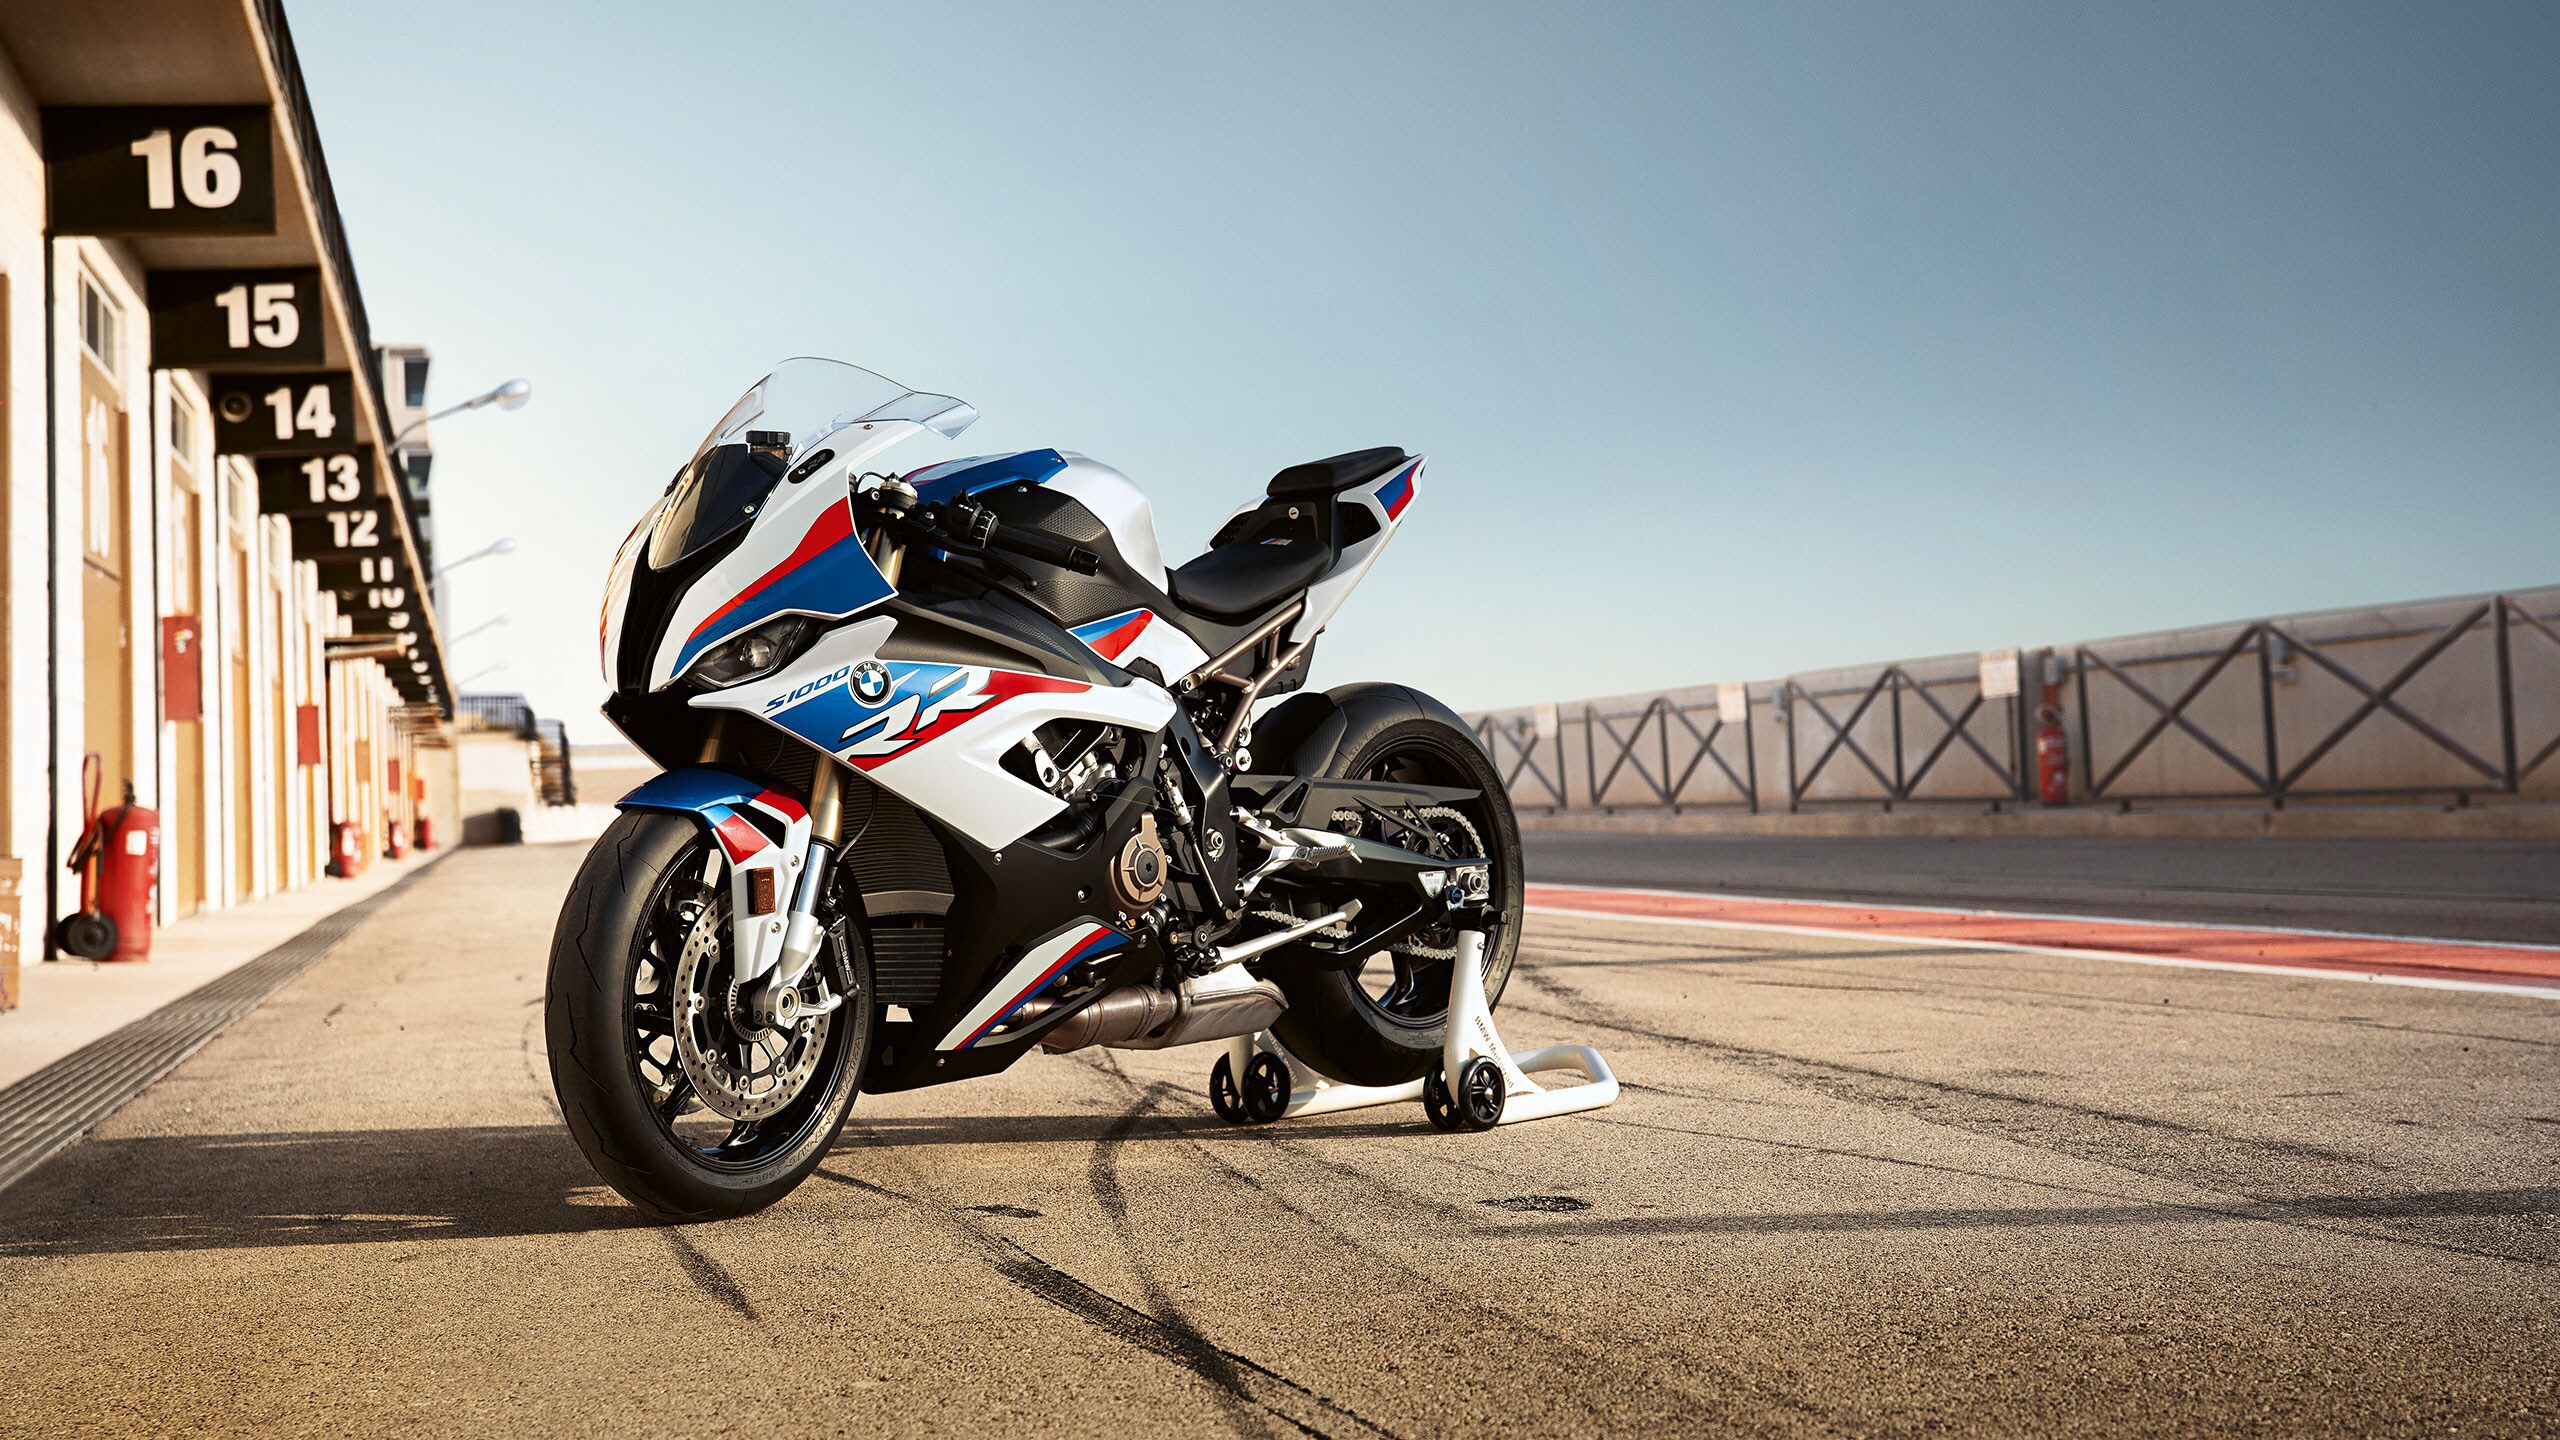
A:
931,498,1102,574
857,488,1102,576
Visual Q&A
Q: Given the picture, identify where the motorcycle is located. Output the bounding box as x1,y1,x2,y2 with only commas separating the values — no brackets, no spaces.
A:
548,358,1521,1218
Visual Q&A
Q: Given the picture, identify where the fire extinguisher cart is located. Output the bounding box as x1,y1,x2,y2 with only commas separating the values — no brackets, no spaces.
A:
56,756,159,963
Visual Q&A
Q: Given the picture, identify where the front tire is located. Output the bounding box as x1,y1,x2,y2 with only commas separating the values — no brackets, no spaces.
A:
547,811,869,1221
1267,689,1524,1087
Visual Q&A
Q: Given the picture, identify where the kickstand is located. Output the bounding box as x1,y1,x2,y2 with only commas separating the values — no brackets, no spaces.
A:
1207,929,1617,1132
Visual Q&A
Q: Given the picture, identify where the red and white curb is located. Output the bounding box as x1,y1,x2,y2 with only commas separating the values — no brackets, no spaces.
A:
1525,883,2560,1000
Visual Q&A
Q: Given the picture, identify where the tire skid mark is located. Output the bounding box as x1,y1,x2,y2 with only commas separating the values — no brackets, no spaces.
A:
1506,970,2558,1270
1580,1112,2559,1265
812,1158,1398,1440
1510,967,2368,1164
1084,1088,1274,1439
1072,1065,1836,1437
662,1227,759,1320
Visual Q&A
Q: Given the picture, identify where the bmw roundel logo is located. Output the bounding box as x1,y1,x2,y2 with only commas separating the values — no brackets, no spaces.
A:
851,660,892,703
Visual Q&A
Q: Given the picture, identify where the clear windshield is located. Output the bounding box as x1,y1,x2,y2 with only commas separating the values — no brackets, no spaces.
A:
647,358,978,568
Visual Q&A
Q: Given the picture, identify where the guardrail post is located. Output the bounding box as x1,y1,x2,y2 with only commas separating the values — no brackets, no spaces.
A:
1582,703,1598,813
2497,596,2520,792
2256,624,2284,809
1743,689,1760,813
1657,699,1676,810
1783,681,1800,812
2073,650,2094,805
1888,668,1907,803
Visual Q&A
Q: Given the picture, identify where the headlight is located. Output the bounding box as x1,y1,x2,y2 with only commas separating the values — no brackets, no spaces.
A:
684,616,815,689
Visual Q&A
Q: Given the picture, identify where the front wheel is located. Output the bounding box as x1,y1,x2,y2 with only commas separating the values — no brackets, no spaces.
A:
547,811,870,1220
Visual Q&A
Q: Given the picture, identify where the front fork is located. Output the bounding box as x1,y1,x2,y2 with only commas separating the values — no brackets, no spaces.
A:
741,755,848,1029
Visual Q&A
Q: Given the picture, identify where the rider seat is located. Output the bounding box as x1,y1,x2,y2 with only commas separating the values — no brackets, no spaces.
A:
1265,447,1409,499
1172,445,1413,620
1168,447,1409,622
1168,538,1332,620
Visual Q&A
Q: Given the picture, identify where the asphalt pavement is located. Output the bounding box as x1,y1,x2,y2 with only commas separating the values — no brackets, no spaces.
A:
0,843,2551,1437
1526,831,2560,943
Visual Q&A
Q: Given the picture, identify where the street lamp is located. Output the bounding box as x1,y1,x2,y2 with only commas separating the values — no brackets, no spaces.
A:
447,614,510,647
436,536,517,579
395,376,531,448
457,661,509,689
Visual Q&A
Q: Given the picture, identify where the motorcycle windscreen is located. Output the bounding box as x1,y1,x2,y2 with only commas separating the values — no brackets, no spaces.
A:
646,357,977,570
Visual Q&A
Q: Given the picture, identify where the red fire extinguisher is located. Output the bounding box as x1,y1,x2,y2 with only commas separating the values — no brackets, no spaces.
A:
2035,701,2071,806
329,820,366,879
57,755,159,962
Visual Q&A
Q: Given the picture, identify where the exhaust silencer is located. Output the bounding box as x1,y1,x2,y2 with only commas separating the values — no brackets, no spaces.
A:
1025,967,1286,1054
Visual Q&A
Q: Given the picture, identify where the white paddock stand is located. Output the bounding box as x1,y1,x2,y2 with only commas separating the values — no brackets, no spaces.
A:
1209,930,1617,1132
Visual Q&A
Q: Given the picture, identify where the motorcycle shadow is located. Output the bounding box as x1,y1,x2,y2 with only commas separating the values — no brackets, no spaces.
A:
0,1122,646,1260
839,1108,1424,1149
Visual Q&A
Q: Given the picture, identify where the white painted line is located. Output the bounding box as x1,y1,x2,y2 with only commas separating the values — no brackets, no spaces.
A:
1524,904,2560,1002
1529,881,2560,954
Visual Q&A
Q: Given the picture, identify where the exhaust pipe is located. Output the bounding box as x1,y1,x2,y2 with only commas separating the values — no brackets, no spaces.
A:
1022,904,1357,1053
1026,967,1287,1054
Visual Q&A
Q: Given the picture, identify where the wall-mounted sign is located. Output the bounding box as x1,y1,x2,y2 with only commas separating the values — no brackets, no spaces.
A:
1979,648,2023,700
286,503,393,559
149,268,324,367
211,373,354,456
254,452,376,513
44,107,276,236
161,616,205,723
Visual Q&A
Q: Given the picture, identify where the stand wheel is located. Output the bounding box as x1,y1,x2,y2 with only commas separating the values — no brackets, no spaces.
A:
1454,1056,1506,1132
56,911,116,961
1241,1052,1292,1124
1208,1054,1249,1125
1422,1065,1461,1131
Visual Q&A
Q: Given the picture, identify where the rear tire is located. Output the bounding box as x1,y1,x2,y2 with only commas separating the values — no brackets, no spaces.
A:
547,811,869,1221
1268,690,1523,1087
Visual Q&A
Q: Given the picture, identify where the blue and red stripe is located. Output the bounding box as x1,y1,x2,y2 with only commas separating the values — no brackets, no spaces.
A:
958,926,1128,1048
1374,461,1418,520
672,498,894,675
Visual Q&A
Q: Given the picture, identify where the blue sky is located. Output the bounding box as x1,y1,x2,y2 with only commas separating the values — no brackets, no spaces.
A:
290,1,2560,741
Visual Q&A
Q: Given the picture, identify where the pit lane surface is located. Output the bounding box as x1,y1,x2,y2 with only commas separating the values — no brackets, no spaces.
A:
0,844,2551,1437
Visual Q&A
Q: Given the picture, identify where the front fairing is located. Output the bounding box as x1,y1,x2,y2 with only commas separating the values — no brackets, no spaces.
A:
600,360,978,696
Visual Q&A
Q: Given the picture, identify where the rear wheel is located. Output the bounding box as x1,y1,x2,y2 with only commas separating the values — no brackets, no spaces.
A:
547,811,871,1220
1268,696,1523,1086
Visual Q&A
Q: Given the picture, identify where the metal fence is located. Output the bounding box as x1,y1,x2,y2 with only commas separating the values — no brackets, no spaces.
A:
1466,585,2560,816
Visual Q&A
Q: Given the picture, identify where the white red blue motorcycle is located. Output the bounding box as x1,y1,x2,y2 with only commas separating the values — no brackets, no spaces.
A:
549,359,1521,1217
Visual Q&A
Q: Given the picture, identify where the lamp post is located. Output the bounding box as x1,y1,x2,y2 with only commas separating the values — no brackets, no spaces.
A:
456,661,509,690
447,614,510,647
436,537,517,580
396,377,530,448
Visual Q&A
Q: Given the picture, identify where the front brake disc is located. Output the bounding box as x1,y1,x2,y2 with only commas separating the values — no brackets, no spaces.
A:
671,903,830,1121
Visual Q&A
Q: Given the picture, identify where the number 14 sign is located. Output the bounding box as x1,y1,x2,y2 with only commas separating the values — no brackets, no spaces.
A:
211,373,355,456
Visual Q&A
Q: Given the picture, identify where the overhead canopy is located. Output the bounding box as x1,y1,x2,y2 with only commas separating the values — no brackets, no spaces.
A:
0,0,451,715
